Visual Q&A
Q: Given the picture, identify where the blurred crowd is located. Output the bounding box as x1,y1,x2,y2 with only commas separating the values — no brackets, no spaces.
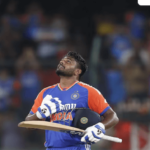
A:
92,12,150,150
95,11,150,110
0,0,150,150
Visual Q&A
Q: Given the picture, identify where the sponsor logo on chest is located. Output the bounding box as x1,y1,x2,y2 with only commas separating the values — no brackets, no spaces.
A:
61,103,76,111
51,103,77,122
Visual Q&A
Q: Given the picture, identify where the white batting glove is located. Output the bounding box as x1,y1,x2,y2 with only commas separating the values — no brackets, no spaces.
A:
36,95,64,119
81,123,105,144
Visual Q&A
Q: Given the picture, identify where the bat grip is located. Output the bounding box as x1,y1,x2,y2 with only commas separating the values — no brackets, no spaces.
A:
102,135,122,143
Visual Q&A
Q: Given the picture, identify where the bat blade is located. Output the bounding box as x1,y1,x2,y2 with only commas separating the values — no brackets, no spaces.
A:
18,121,84,132
18,121,122,143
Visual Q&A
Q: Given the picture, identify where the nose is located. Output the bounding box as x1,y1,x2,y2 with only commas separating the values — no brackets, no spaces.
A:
60,60,64,65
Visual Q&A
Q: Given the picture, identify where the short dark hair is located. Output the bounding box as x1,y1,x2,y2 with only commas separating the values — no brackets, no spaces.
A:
65,51,88,78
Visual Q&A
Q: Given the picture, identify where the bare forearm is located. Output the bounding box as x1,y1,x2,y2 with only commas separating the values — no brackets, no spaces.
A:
25,113,43,121
101,108,119,130
25,114,45,130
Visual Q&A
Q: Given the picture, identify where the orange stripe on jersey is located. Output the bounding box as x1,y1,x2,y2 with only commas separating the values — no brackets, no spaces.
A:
78,82,110,115
31,84,57,113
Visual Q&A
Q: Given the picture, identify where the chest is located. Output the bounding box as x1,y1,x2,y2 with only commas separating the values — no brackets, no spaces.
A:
43,86,89,109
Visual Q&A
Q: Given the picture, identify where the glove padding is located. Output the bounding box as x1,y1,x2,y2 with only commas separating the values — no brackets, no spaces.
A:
81,122,105,144
36,95,64,119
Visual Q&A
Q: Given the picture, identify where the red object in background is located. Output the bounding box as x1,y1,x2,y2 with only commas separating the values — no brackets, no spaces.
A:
111,121,150,150
13,80,21,90
11,80,22,108
139,133,147,149
125,11,134,23
39,69,59,88
139,125,149,149
111,121,131,150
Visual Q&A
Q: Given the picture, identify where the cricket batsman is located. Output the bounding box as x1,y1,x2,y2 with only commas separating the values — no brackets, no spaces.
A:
25,51,119,150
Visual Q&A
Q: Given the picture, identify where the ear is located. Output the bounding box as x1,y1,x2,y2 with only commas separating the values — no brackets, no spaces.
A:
74,68,82,76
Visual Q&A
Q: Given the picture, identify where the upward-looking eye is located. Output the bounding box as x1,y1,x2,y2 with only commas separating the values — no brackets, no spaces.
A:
67,60,71,63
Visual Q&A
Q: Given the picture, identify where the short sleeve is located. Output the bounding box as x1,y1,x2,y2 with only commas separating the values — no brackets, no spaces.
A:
87,86,110,115
30,89,45,114
29,84,57,114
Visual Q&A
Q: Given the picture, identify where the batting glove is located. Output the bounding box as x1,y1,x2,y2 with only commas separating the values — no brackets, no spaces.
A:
36,95,64,119
81,122,105,144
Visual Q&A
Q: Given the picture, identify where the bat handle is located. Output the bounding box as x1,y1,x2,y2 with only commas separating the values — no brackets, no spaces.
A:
102,135,122,143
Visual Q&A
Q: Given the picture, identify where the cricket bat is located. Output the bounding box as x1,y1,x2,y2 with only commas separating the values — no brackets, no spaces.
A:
18,121,122,143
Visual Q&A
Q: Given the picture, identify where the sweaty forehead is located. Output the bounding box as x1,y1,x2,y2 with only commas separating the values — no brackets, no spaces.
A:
61,56,80,68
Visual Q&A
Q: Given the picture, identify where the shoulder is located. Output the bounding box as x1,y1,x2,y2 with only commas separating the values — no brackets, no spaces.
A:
78,82,101,95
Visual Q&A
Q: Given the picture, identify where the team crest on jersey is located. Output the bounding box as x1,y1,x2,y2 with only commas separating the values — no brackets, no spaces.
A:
71,92,79,100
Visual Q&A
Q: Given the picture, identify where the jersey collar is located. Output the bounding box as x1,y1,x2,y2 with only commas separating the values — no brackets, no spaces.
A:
58,81,79,91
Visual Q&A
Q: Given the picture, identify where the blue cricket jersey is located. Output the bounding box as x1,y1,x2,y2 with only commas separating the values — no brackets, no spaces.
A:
30,81,110,148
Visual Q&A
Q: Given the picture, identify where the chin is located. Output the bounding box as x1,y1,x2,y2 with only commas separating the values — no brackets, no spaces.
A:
56,69,64,76
56,69,73,77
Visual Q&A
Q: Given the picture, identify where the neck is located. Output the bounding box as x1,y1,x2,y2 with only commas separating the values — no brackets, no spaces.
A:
59,76,78,88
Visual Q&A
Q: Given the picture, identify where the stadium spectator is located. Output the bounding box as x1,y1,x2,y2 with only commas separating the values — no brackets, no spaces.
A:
0,68,15,112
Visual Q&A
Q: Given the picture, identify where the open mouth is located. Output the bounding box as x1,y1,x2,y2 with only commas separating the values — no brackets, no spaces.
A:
58,64,65,69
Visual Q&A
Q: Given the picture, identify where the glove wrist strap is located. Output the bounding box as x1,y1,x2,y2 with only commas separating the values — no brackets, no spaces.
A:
95,123,105,134
36,112,43,119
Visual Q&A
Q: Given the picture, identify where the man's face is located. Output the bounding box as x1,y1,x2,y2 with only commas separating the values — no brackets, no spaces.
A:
56,56,79,77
